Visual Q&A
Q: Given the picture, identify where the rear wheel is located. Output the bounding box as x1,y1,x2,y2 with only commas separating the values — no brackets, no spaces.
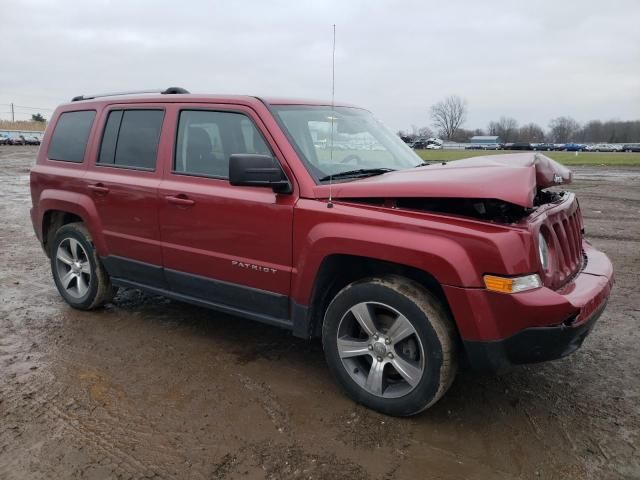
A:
50,222,113,310
322,276,458,416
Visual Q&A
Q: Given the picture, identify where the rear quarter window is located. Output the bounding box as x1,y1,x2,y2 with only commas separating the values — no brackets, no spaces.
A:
47,110,96,162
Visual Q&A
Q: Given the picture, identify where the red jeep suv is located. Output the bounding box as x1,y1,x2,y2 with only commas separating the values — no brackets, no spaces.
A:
30,87,613,416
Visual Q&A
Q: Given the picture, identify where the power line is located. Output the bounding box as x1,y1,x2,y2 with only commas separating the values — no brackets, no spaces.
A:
0,103,54,111
13,104,54,111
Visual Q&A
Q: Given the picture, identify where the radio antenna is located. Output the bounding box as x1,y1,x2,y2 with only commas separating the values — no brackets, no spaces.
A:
327,23,336,209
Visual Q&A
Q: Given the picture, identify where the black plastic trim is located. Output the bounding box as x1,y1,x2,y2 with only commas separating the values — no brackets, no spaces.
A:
291,302,311,338
101,255,293,331
102,255,166,289
111,278,293,330
164,268,289,320
463,301,607,373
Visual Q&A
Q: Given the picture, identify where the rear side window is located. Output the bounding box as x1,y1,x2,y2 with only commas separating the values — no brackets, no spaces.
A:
48,110,96,162
98,109,164,170
174,110,271,178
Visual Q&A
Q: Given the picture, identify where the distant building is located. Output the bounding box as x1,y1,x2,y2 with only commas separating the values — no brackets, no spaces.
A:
470,135,502,144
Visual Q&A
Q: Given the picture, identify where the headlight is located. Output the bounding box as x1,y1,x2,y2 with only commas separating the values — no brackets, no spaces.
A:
538,232,549,270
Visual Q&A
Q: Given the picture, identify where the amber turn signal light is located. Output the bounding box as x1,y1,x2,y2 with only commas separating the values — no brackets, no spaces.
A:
483,274,542,294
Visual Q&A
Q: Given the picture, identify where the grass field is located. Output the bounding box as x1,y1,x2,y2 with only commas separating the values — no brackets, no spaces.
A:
415,149,640,166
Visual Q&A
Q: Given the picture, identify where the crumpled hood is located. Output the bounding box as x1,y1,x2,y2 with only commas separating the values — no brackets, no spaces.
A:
313,153,572,208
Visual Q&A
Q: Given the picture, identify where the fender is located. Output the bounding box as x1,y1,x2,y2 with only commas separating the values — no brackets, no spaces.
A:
36,189,108,255
290,199,536,306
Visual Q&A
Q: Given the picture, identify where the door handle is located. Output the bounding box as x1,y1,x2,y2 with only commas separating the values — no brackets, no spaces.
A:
88,183,110,194
165,194,195,207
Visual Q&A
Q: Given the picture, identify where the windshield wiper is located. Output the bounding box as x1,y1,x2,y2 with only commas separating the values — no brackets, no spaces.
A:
318,168,395,182
414,161,446,167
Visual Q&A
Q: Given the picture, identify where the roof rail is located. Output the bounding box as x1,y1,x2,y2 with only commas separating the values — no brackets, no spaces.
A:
71,87,190,102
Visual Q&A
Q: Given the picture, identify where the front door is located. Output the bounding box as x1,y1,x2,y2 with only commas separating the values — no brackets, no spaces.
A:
158,105,295,324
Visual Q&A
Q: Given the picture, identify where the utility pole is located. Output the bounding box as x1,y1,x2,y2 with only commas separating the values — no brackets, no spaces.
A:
10,103,14,122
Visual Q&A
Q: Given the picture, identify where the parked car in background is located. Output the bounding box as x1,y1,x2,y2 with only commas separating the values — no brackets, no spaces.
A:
426,143,442,150
510,142,532,151
480,143,502,150
563,143,587,152
0,133,10,145
410,140,431,149
24,135,42,146
622,143,640,152
7,134,26,146
532,143,555,151
586,144,617,152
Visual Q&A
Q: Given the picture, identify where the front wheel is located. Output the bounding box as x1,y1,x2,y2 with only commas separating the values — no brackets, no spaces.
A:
322,276,458,416
50,222,113,310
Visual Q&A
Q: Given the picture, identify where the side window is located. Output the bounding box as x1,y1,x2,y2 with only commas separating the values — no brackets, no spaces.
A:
98,109,164,169
48,110,96,162
174,110,271,178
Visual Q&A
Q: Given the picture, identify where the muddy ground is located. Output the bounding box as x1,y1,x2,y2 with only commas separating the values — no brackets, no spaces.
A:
0,146,638,480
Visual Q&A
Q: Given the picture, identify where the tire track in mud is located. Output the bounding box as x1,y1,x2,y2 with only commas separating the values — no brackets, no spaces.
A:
1,363,188,480
44,356,212,479
208,442,370,480
0,316,198,479
236,373,291,434
46,402,166,479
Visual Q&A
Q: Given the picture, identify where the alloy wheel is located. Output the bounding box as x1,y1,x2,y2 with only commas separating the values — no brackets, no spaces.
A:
55,237,91,298
336,301,425,398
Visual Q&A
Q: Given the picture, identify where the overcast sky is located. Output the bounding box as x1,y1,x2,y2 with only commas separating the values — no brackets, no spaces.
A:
2,0,639,132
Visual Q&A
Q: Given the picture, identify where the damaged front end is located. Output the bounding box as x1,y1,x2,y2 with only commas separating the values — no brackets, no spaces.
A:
398,187,570,223
350,190,567,224
319,153,573,224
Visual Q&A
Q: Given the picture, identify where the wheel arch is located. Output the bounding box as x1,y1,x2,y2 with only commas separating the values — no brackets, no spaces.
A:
42,210,83,255
295,254,456,340
37,191,106,257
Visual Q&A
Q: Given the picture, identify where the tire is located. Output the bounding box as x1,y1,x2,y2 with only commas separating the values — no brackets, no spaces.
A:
322,275,458,416
50,222,113,310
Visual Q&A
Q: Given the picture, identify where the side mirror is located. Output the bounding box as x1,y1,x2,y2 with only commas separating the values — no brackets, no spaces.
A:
228,154,292,193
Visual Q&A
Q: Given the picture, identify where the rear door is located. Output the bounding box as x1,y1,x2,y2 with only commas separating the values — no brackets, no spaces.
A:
85,105,167,287
158,103,296,324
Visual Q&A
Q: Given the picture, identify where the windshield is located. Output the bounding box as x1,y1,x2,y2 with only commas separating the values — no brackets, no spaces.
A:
272,105,422,182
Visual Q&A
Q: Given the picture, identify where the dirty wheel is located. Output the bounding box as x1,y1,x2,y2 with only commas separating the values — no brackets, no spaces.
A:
50,222,113,310
322,275,457,416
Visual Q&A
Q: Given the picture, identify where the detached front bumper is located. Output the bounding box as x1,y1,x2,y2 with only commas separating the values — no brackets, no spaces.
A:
444,242,614,372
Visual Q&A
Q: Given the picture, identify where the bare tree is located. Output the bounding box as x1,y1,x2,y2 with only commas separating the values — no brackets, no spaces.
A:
548,116,581,143
518,123,545,143
430,95,467,140
417,126,433,138
451,128,474,142
488,116,519,143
